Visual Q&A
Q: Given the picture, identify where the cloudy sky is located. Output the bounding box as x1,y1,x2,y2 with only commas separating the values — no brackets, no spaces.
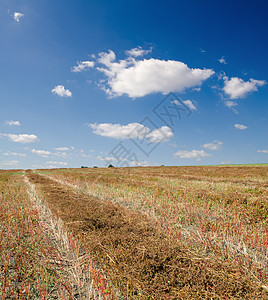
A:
1,0,268,169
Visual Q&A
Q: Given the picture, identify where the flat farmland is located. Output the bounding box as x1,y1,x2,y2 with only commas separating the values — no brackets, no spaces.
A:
1,166,268,299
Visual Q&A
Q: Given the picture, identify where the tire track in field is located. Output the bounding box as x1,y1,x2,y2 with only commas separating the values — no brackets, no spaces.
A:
27,171,267,299
24,175,103,300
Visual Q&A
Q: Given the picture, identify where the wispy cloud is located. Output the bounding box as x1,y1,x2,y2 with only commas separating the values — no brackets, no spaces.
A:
174,149,211,161
3,152,26,157
53,147,70,151
234,123,248,130
71,61,94,72
218,56,227,64
172,99,197,111
46,161,67,166
0,160,19,167
13,12,24,22
31,149,52,158
51,85,72,97
130,160,149,166
31,149,68,158
203,140,223,151
125,46,152,57
257,150,268,154
5,120,21,126
224,101,238,108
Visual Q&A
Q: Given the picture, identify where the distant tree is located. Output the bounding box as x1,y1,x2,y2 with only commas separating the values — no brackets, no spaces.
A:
108,164,114,168
160,165,164,166
93,166,98,168
81,166,88,168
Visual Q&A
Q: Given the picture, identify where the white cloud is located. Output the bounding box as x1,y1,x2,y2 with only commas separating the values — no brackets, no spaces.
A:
54,151,68,158
224,101,238,108
90,122,173,143
97,50,117,68
200,48,206,53
51,85,72,97
6,120,21,126
2,133,39,143
96,49,214,98
71,61,94,72
129,160,149,166
31,149,52,158
174,149,211,161
234,123,248,130
97,156,117,162
0,160,19,167
31,149,69,158
203,140,223,151
125,46,152,57
172,99,197,111
90,123,149,139
54,147,70,151
147,126,173,143
221,160,232,165
46,161,68,166
3,152,26,157
183,100,197,111
257,150,268,154
13,12,24,22
223,76,266,99
218,56,227,64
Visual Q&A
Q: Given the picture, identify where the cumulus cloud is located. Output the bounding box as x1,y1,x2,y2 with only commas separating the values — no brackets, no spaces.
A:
31,149,52,158
71,61,94,72
257,150,268,154
6,120,21,126
223,76,266,99
146,126,173,143
95,49,214,98
234,123,248,130
202,140,223,151
174,149,211,161
51,85,72,97
172,99,197,111
3,152,26,157
218,56,227,64
13,12,24,22
2,133,39,143
89,122,173,143
125,46,152,57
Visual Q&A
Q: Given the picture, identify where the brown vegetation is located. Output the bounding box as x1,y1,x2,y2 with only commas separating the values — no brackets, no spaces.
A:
27,169,268,299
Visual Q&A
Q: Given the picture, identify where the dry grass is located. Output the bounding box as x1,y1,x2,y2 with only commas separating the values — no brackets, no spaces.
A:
28,168,268,299
0,170,111,299
40,166,268,285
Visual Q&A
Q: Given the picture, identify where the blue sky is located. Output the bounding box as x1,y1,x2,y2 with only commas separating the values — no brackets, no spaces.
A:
0,0,268,169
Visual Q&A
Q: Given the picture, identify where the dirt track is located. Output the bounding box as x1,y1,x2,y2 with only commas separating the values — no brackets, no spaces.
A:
27,172,267,299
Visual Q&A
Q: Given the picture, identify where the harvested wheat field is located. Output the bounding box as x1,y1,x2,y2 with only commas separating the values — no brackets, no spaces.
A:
1,166,268,299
